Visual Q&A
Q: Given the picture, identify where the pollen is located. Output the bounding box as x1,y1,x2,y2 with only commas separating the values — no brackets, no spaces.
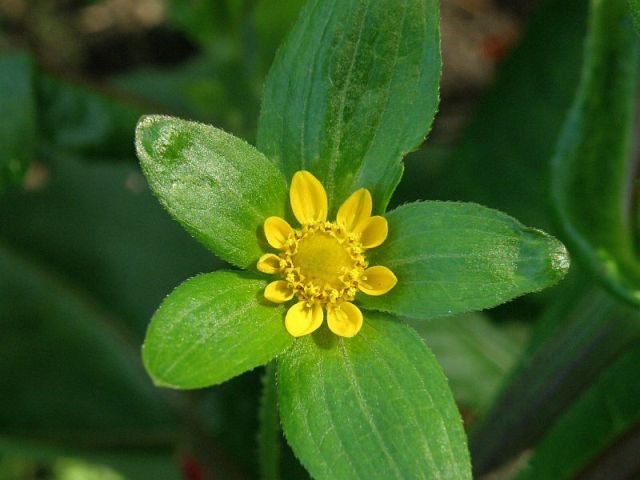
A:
257,171,397,338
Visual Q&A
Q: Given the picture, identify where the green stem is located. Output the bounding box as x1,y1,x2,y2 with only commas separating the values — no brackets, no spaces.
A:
469,287,640,475
257,361,281,480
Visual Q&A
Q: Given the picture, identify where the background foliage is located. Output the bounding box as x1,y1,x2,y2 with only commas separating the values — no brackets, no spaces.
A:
1,0,639,478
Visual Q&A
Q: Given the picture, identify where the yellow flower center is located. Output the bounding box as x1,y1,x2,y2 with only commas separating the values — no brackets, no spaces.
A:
283,222,366,304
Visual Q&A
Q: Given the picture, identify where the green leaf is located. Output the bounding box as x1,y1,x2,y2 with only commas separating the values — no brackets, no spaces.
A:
0,242,177,443
629,0,640,32
518,345,640,480
277,313,471,480
469,283,640,475
0,436,182,480
0,53,37,192
359,202,569,319
257,0,441,213
410,313,528,413
143,271,293,389
136,115,289,269
551,0,640,306
37,73,143,161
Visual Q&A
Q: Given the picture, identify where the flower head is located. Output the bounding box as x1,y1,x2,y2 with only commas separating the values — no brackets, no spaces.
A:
257,171,397,338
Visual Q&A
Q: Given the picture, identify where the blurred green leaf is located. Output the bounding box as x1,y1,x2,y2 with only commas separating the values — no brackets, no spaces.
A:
518,345,640,480
360,202,569,319
37,74,143,161
257,0,441,213
111,59,212,120
0,52,37,192
0,243,177,444
169,0,304,75
277,313,471,480
469,284,640,475
0,134,262,474
394,0,588,231
551,0,640,306
136,115,288,270
0,436,181,480
169,0,244,51
410,313,528,414
158,0,307,140
0,156,217,338
630,0,640,32
253,0,307,74
143,271,292,389
111,57,255,136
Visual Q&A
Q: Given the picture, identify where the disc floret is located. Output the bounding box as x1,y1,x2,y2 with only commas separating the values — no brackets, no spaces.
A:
281,220,367,305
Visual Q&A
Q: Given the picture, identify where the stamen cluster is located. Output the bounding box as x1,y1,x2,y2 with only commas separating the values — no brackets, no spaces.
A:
277,221,367,306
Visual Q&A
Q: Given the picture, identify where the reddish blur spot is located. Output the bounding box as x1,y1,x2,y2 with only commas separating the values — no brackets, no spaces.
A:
481,28,520,64
180,453,206,480
481,35,508,62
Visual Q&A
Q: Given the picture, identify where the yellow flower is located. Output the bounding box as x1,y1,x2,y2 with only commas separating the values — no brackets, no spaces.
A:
257,171,397,338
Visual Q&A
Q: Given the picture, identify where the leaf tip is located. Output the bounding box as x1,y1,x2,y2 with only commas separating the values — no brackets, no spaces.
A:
520,227,571,286
134,114,182,166
142,350,184,390
149,376,180,389
549,238,571,277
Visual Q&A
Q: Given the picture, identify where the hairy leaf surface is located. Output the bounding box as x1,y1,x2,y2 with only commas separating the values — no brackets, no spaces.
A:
360,202,569,318
278,314,471,480
143,271,292,389
258,0,441,212
136,115,288,269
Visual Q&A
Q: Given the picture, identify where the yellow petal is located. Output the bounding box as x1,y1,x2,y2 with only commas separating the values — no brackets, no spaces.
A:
257,253,281,274
290,171,328,225
357,215,388,249
264,216,293,250
327,302,363,338
337,188,372,232
264,280,294,303
358,266,397,296
285,302,323,337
